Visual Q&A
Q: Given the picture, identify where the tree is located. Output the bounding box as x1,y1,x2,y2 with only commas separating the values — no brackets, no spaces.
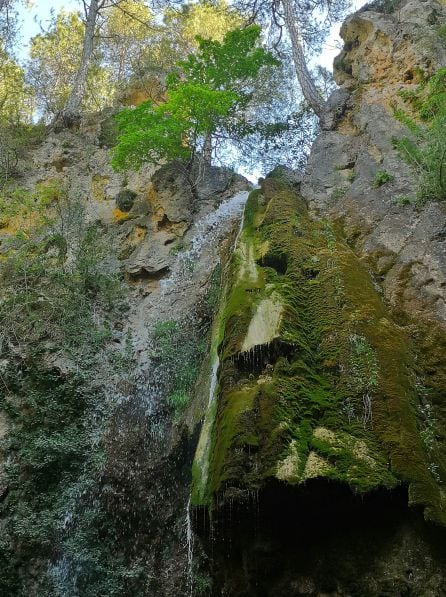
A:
120,1,241,106
101,0,155,93
162,0,241,56
112,25,279,172
56,0,103,126
0,0,19,45
0,41,32,123
236,0,351,118
28,10,110,120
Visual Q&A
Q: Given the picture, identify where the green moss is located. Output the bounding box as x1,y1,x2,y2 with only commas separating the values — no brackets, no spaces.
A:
192,175,446,525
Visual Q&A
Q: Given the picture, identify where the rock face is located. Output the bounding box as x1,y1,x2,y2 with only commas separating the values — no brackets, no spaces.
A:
0,113,249,595
191,0,446,594
2,1,446,595
191,172,446,595
305,0,446,327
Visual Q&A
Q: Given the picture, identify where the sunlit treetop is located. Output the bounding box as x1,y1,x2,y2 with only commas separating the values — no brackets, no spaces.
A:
112,25,280,171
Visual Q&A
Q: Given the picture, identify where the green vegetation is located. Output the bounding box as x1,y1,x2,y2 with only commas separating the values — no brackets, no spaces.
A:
372,169,394,188
112,25,279,170
393,67,446,204
28,10,111,116
437,24,446,43
393,194,418,206
0,41,33,123
330,185,348,199
0,184,135,594
152,320,208,417
192,176,446,525
0,123,45,187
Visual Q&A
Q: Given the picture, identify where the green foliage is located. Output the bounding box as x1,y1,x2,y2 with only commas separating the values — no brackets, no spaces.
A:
347,170,356,183
101,0,155,92
346,334,379,426
115,188,137,211
0,192,122,351
112,25,279,170
0,41,33,124
393,194,418,206
330,185,348,199
144,0,241,73
394,67,446,204
28,10,112,119
0,185,132,593
372,169,394,187
152,320,207,416
437,24,446,43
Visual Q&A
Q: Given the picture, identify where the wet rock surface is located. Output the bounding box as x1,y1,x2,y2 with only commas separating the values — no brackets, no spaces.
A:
0,115,250,595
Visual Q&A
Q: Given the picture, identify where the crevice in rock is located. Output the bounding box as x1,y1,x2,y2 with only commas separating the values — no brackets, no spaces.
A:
157,214,171,230
302,266,320,280
230,339,296,374
127,266,170,281
257,252,288,275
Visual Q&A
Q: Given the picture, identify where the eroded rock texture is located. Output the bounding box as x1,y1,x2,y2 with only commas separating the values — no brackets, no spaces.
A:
0,114,249,595
192,1,446,594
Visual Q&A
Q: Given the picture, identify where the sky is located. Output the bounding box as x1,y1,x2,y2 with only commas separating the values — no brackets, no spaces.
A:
17,0,369,68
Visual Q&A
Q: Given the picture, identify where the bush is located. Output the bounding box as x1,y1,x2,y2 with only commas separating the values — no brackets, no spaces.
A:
0,123,46,187
0,186,130,593
115,188,137,212
152,319,207,416
393,68,446,204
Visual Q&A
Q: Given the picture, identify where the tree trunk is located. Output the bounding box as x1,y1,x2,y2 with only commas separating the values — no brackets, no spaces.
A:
55,0,100,128
281,0,325,118
203,133,213,165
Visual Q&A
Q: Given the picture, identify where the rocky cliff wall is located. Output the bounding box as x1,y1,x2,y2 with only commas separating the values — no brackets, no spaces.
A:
0,114,249,595
305,0,446,328
191,0,446,594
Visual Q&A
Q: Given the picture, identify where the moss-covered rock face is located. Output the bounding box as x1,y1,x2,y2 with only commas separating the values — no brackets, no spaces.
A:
192,173,446,525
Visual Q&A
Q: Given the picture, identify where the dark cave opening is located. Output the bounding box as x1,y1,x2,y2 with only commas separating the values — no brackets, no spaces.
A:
193,480,446,596
257,252,288,275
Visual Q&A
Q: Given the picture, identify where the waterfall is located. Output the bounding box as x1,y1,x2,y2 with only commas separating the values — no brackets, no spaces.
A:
183,188,251,595
47,187,252,596
207,188,251,408
160,190,250,294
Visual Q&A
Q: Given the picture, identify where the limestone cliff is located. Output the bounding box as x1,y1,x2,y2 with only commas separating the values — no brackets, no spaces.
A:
1,1,446,595
0,113,249,595
191,0,446,594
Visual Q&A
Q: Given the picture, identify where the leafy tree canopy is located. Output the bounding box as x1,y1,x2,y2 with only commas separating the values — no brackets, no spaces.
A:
112,24,280,170
28,10,111,118
0,42,33,123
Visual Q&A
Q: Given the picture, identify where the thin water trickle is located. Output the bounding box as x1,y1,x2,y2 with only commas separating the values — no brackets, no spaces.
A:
185,496,195,597
208,355,220,407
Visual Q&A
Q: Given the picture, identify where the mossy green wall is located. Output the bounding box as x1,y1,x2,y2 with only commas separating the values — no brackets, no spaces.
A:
192,173,446,525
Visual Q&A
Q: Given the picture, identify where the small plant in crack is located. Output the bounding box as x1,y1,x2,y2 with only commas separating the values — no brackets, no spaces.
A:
346,334,379,427
373,169,394,188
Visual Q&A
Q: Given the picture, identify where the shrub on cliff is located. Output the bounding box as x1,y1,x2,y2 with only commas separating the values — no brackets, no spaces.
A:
393,67,446,204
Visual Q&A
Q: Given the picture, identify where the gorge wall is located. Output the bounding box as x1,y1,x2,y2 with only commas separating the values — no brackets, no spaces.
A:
0,0,446,595
191,0,446,595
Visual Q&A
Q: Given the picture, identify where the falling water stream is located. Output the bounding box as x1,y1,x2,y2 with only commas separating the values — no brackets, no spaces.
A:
160,190,250,295
49,188,252,596
184,188,251,596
